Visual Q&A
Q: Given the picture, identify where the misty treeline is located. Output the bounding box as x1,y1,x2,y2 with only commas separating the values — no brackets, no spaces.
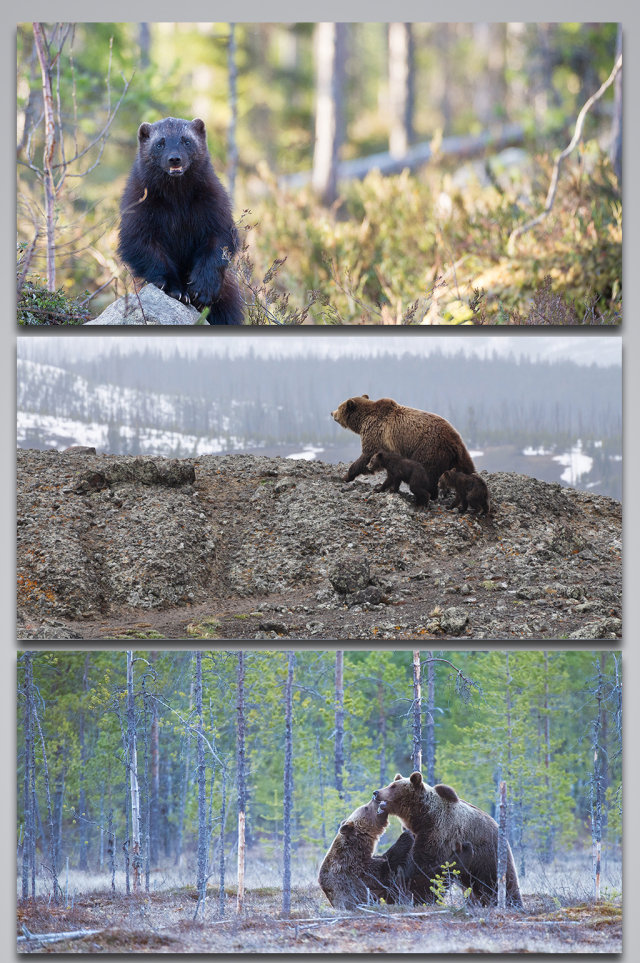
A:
18,650,621,909
17,345,621,457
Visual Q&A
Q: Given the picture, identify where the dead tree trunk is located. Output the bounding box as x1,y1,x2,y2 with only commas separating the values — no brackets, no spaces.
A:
388,23,414,158
312,22,347,205
282,651,295,918
21,652,36,900
149,653,160,867
126,651,141,894
77,655,90,871
591,658,606,902
32,23,57,289
33,699,60,902
334,651,345,797
424,653,436,784
497,780,508,910
412,651,422,772
236,651,247,914
195,652,208,917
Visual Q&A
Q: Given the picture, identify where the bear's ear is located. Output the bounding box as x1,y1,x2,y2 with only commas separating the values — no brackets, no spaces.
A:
394,773,403,781
138,123,152,141
435,783,459,803
339,821,356,836
191,118,206,135
409,771,423,788
346,400,356,413
361,394,369,400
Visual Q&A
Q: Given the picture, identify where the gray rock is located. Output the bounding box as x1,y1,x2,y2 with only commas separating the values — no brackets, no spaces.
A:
328,557,371,594
85,284,204,326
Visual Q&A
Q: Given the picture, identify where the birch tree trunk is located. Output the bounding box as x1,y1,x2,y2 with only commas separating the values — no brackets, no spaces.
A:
150,653,160,867
236,651,247,914
334,651,345,797
282,651,295,918
32,23,57,289
388,23,414,158
412,651,422,772
126,651,141,894
312,22,347,205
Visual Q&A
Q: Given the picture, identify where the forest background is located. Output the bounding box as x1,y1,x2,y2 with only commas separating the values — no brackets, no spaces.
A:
16,21,622,324
17,648,621,916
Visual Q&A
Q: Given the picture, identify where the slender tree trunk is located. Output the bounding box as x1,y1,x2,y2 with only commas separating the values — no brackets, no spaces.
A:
388,23,414,158
236,652,247,914
108,809,116,893
591,658,605,902
175,676,193,867
542,652,552,863
316,732,327,848
150,654,160,867
22,653,34,900
227,23,239,206
32,23,57,290
219,765,227,917
424,653,436,784
377,681,387,787
138,23,151,70
610,24,622,183
78,655,90,871
334,651,345,797
126,651,141,894
282,652,295,918
412,651,422,772
33,700,60,902
497,780,508,910
195,653,208,916
312,22,347,205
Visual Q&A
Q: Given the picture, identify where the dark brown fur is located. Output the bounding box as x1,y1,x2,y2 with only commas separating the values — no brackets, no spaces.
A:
331,395,475,499
318,800,414,909
439,469,490,515
118,117,243,325
367,450,430,506
372,772,523,908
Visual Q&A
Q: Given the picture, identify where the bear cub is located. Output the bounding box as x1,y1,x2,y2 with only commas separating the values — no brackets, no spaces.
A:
118,117,243,325
438,469,490,515
367,450,430,507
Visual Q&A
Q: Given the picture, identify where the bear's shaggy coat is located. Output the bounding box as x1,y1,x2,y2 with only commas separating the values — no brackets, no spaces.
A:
118,117,243,325
438,469,490,515
372,772,523,907
318,799,414,909
367,450,430,506
331,395,475,499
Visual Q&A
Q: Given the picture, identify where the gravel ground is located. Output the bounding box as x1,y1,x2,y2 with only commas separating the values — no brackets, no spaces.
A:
17,450,621,641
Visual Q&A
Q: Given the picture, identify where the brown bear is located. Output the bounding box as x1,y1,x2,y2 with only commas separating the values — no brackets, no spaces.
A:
118,117,243,325
372,772,523,908
438,469,490,515
331,395,475,499
318,799,414,909
367,450,430,507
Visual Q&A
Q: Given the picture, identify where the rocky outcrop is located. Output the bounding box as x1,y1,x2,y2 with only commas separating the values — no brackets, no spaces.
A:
85,284,204,325
17,450,621,640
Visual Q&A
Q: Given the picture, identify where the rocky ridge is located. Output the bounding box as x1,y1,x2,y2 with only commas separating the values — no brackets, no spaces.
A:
17,450,621,640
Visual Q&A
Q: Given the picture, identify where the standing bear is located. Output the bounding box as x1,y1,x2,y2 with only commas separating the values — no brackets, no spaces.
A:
331,395,475,499
318,799,414,909
372,772,523,908
118,117,243,325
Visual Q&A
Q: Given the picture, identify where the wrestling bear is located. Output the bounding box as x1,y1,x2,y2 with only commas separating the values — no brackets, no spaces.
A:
331,395,475,499
118,117,243,325
367,450,430,507
438,469,490,515
372,772,523,908
318,799,414,909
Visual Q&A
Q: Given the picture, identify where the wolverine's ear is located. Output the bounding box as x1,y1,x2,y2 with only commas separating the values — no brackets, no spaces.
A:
339,821,355,836
435,784,459,803
138,123,152,141
191,118,206,135
409,771,423,788
394,773,403,781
